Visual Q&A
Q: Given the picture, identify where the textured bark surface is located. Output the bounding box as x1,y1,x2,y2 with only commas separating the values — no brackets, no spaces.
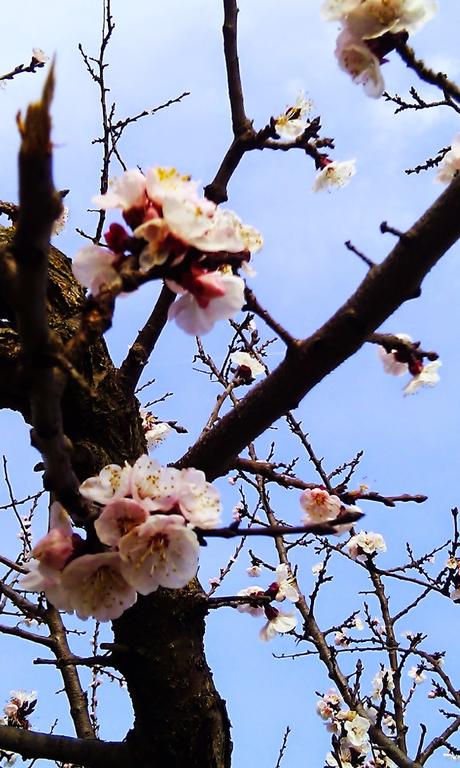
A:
0,224,232,768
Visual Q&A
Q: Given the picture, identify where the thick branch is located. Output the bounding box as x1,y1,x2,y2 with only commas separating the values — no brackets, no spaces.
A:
0,725,128,768
178,175,460,479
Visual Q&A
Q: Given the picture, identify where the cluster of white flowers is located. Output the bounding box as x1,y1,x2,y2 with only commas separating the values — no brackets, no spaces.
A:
347,530,387,561
300,487,361,533
72,167,263,335
3,690,37,731
237,564,299,641
316,690,372,766
321,0,437,97
21,457,222,621
378,334,441,395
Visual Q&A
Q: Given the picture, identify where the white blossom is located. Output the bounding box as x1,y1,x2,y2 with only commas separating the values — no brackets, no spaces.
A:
335,29,384,97
52,206,69,236
72,244,121,295
32,48,49,64
408,665,426,684
259,609,297,641
378,333,413,376
316,689,343,720
403,360,441,395
237,586,266,616
246,565,262,578
60,552,137,621
371,667,395,700
79,463,132,505
436,135,460,184
300,487,342,523
348,530,387,561
167,272,246,336
344,713,371,749
230,351,265,379
93,169,147,211
313,158,357,192
273,564,299,603
119,514,200,594
274,92,312,140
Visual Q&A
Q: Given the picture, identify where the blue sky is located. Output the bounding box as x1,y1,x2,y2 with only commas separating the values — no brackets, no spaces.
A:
1,1,460,766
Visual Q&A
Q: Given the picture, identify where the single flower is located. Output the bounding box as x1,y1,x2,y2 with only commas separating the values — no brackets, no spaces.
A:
347,530,387,561
167,271,245,335
119,514,200,594
403,360,441,395
313,157,357,192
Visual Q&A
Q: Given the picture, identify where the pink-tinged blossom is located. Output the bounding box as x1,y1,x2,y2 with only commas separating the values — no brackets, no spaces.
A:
72,245,120,296
350,0,436,39
313,156,357,192
119,514,199,594
230,351,265,380
20,559,74,613
32,48,48,64
316,689,343,720
321,0,437,38
79,463,132,505
348,530,387,561
335,29,384,97
436,135,460,184
274,92,312,140
246,565,262,578
131,456,222,528
60,552,137,621
378,333,413,375
167,271,246,336
31,502,75,570
300,488,342,523
403,360,441,395
178,467,222,528
94,498,149,547
273,564,299,603
93,169,147,212
335,630,349,647
236,586,266,616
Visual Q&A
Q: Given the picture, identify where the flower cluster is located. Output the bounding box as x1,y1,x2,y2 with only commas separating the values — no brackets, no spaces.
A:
237,564,299,641
316,690,372,766
21,457,222,621
321,0,437,97
347,530,387,561
300,487,361,533
3,690,37,730
72,167,263,335
378,334,441,395
446,557,460,602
